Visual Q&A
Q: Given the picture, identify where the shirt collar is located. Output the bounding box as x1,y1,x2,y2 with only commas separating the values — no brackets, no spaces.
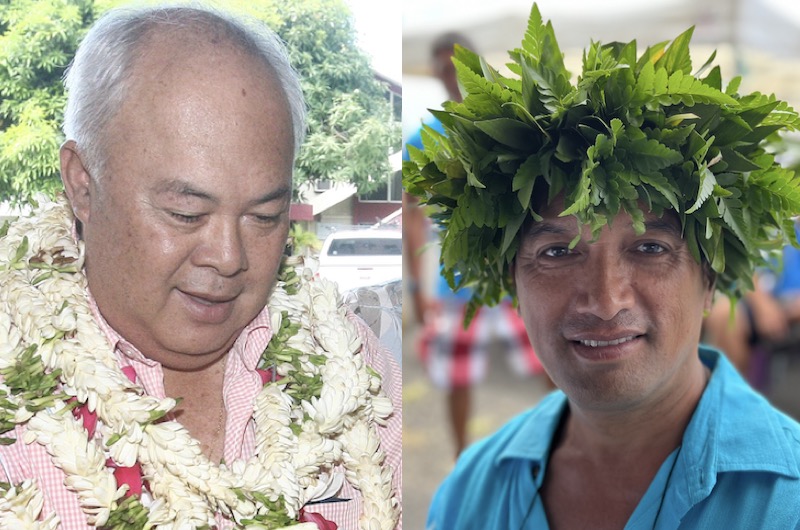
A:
86,287,156,366
496,390,567,466
495,347,800,486
680,346,800,502
232,304,273,372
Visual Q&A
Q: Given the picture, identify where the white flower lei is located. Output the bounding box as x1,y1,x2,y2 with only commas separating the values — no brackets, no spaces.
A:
0,196,399,530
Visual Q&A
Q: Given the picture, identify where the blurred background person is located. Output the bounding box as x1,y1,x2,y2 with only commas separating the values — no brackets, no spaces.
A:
704,219,800,390
403,32,545,459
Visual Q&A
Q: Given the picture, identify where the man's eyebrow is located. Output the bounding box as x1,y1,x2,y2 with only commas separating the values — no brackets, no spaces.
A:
523,221,572,239
250,185,292,206
643,218,682,237
155,180,292,206
522,216,683,240
157,180,218,204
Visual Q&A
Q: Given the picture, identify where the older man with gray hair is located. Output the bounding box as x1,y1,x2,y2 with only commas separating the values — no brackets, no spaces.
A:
0,4,401,529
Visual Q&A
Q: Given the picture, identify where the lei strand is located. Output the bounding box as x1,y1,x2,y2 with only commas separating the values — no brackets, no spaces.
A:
0,196,399,529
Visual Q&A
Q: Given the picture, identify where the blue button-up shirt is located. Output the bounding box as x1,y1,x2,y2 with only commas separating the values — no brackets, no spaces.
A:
427,347,800,529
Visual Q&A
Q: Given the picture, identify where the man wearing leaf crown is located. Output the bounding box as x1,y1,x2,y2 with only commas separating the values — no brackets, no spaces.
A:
404,4,800,529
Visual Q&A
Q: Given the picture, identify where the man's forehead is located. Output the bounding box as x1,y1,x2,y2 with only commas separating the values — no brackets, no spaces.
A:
116,30,289,131
141,41,249,77
525,208,683,238
134,16,241,54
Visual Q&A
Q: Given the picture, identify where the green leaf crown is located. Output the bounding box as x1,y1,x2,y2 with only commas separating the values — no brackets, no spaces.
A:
403,3,800,318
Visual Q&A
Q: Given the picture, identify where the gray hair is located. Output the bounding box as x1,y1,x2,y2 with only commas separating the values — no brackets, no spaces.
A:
62,4,306,177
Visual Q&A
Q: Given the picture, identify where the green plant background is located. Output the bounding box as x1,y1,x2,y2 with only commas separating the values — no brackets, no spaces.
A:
0,0,400,203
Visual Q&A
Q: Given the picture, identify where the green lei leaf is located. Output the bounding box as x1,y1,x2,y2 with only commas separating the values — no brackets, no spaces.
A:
100,495,150,530
0,344,67,443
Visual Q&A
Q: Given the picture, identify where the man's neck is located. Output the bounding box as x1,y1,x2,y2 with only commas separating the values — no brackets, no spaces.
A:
541,357,710,530
162,353,228,463
162,353,227,402
562,358,709,462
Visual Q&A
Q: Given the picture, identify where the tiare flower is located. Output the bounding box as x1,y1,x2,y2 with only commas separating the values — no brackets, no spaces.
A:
25,409,125,527
0,479,60,530
0,197,397,529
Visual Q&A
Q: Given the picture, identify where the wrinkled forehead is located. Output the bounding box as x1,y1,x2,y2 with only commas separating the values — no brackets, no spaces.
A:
525,193,683,239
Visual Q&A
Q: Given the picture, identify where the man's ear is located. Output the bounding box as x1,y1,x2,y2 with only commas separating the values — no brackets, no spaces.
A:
703,277,716,315
60,140,93,224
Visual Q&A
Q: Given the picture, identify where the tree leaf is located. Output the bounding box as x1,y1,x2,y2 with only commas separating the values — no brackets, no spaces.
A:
474,118,537,150
560,166,592,217
623,137,683,173
656,26,694,74
512,154,542,209
501,212,526,255
686,167,717,214
639,172,680,212
718,147,764,172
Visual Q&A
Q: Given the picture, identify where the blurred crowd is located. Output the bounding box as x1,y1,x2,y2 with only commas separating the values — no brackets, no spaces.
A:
704,223,800,398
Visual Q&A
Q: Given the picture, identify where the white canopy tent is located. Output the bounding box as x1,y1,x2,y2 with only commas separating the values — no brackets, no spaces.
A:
402,0,800,138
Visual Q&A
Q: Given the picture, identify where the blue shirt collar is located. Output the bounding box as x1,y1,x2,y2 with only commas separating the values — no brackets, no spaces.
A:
680,346,800,502
496,347,800,490
496,390,567,466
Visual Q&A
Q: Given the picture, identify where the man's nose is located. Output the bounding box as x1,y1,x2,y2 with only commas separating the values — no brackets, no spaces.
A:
574,252,635,320
197,218,248,276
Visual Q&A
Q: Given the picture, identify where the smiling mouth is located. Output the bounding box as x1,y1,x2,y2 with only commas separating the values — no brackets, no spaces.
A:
177,289,240,325
576,335,640,348
180,290,237,305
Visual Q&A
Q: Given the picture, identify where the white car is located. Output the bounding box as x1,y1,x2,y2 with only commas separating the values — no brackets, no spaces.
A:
317,229,403,292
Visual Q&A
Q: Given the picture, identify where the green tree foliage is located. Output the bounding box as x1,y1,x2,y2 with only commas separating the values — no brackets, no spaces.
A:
0,0,399,203
272,0,399,193
0,0,92,201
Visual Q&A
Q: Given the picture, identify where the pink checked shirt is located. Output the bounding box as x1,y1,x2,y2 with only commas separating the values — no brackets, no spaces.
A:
0,292,402,529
